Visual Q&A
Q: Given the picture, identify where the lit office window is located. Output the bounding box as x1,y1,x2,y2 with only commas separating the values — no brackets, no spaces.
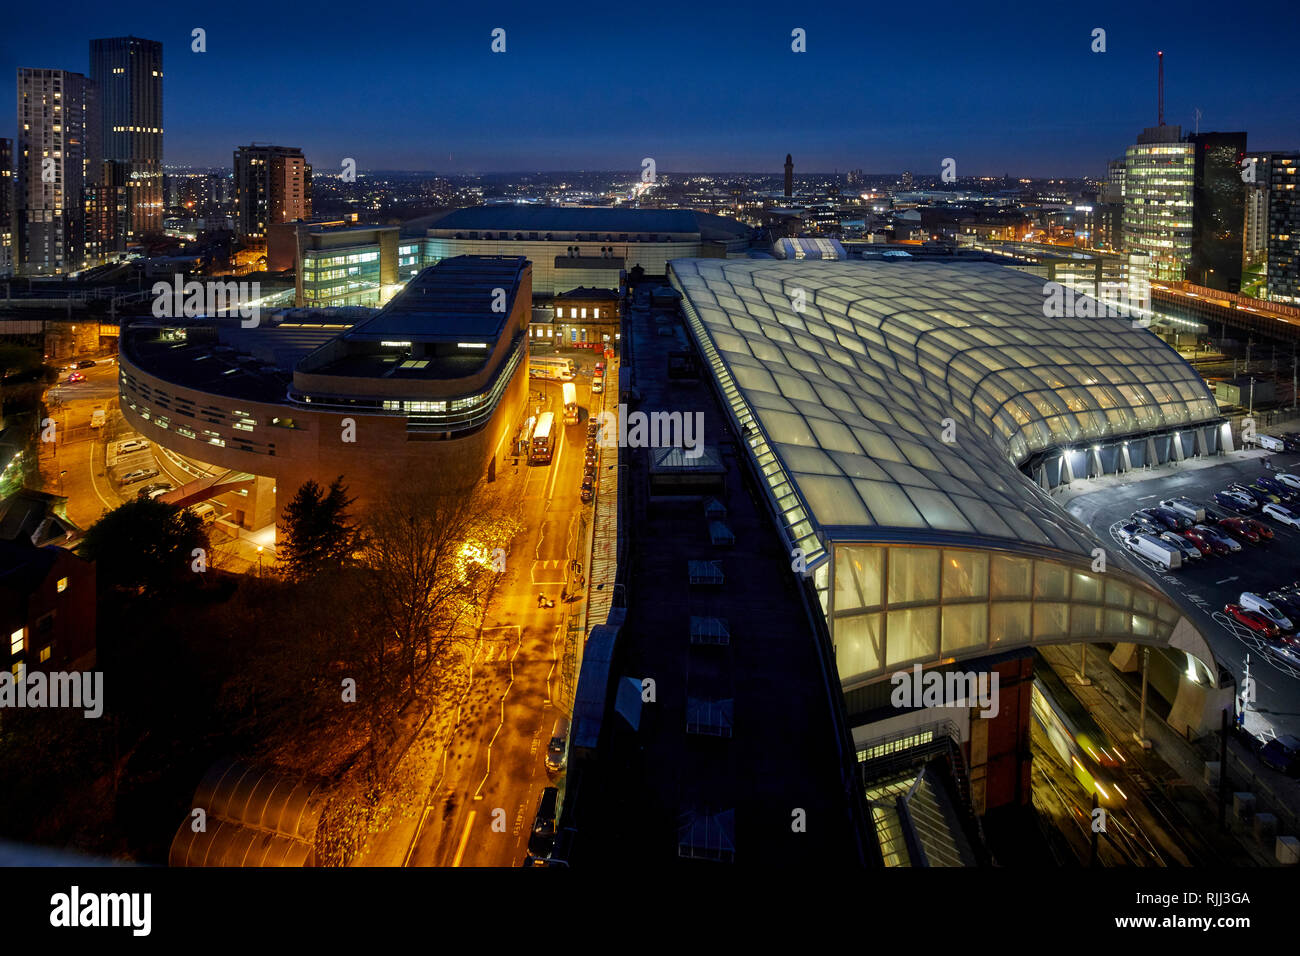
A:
10,627,24,656
56,577,67,593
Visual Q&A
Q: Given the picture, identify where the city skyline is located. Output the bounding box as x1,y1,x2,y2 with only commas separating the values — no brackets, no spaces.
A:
2,0,1297,176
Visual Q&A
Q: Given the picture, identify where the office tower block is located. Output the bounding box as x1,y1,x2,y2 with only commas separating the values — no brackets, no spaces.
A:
233,145,312,239
1187,131,1246,292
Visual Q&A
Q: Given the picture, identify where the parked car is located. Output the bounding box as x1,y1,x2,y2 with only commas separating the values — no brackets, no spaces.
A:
528,787,559,858
1243,518,1276,541
1274,472,1300,491
1259,735,1300,775
1177,527,1213,556
1266,638,1300,668
1159,497,1205,522
580,476,594,503
1219,517,1262,544
136,481,173,500
1128,514,1163,536
120,467,158,485
1158,531,1202,561
1201,506,1227,525
1214,490,1257,514
117,439,150,456
1136,506,1189,530
1256,475,1291,497
1263,502,1300,529
1241,592,1294,632
1267,591,1300,624
1229,483,1265,506
1224,603,1280,637
1193,524,1242,553
591,375,604,395
545,718,570,775
1248,483,1285,504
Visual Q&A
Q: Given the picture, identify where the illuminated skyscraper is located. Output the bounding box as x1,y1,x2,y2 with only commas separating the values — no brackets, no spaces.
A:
1265,152,1300,303
90,36,163,239
16,69,97,274
1123,125,1194,281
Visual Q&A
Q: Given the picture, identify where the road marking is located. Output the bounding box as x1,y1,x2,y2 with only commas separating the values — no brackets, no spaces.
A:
451,810,476,867
1216,576,1239,585
1136,495,1157,501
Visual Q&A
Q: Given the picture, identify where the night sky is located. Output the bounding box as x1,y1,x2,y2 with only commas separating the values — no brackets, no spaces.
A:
2,0,1297,176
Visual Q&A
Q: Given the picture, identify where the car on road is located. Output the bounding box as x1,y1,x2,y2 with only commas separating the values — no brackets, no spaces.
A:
120,467,159,485
1224,604,1280,637
545,718,570,775
1192,524,1241,553
1241,592,1294,632
528,786,559,858
73,359,96,369
1218,517,1261,544
66,371,86,383
580,476,594,503
594,361,605,377
1214,490,1258,514
590,375,604,394
1177,527,1213,556
1263,502,1300,529
90,408,106,429
1259,735,1300,775
117,439,150,456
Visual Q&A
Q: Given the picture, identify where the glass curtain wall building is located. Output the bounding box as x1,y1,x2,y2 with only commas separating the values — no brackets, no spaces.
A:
670,257,1220,689
1124,126,1194,282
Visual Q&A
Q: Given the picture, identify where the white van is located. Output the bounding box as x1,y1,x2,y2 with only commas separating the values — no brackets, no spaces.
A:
1159,497,1205,522
1241,592,1293,631
1258,435,1285,452
1125,531,1183,569
189,503,218,525
90,408,106,429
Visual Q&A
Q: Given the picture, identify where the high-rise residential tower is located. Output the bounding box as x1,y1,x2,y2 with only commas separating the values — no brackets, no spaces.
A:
1187,131,1246,292
784,154,793,199
90,36,163,239
233,145,312,239
1266,152,1299,303
16,69,97,274
0,138,13,277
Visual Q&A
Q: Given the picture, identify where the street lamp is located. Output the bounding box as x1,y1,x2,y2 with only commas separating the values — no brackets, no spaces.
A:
58,469,67,495
256,545,263,577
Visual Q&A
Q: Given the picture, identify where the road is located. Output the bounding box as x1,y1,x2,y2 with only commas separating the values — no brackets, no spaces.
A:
402,350,608,866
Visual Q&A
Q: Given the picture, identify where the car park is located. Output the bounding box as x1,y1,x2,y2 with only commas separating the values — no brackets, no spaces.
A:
1241,592,1294,632
1159,497,1205,522
1192,524,1242,553
1218,517,1261,544
120,467,158,485
1214,490,1257,513
1224,604,1280,637
1263,502,1300,529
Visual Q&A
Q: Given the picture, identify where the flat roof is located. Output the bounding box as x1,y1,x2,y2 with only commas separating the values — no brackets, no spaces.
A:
430,206,704,235
345,256,527,343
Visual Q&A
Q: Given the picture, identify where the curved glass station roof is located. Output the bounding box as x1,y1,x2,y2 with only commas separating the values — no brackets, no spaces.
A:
670,257,1220,686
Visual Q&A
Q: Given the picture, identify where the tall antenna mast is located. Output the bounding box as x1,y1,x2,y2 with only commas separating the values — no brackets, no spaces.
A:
1157,51,1165,126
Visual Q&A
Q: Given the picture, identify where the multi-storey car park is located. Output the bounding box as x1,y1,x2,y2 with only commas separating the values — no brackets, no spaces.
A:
117,256,533,528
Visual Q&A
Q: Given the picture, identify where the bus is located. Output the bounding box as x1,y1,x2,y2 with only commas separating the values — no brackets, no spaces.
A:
562,382,579,425
531,412,555,464
530,356,575,381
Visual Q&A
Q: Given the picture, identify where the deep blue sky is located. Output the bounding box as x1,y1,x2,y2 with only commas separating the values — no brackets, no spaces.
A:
3,0,1297,177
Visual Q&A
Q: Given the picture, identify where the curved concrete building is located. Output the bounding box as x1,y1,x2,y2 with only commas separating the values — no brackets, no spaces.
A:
669,257,1222,691
118,256,533,527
